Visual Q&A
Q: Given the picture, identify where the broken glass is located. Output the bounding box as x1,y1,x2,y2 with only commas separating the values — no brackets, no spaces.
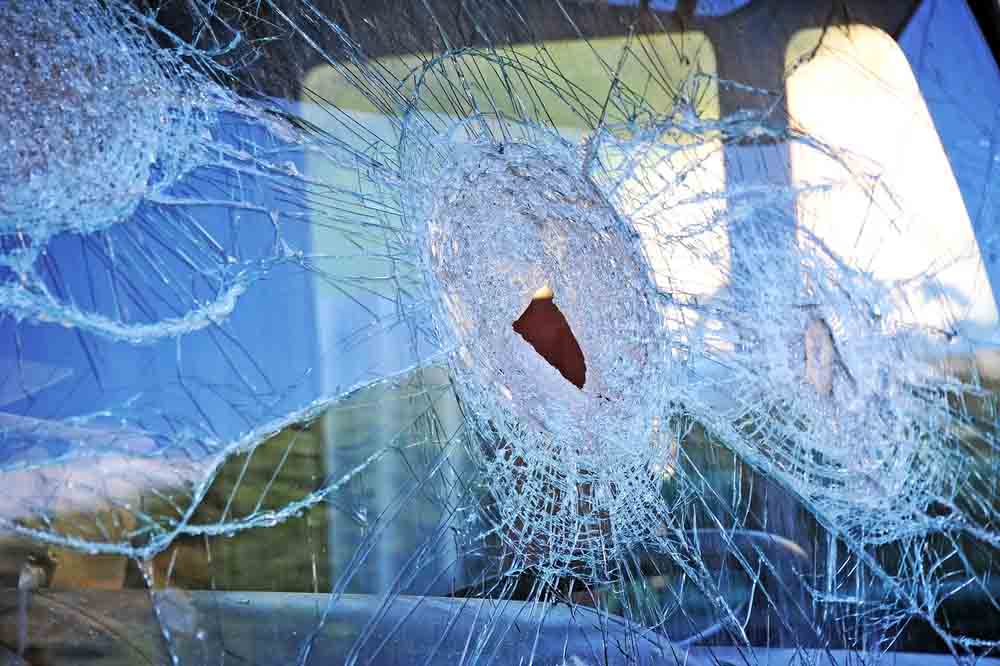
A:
2,1,1000,664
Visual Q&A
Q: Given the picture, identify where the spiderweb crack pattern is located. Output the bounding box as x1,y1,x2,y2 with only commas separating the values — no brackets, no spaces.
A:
405,114,674,581
3,1,1000,663
1,0,208,247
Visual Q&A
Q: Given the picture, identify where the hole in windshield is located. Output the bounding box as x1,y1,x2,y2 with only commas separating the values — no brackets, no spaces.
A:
511,287,586,389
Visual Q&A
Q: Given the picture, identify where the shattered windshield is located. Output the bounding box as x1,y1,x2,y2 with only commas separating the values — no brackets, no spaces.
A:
3,0,1000,664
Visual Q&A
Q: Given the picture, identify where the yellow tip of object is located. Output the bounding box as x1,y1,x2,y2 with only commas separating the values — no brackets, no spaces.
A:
532,285,554,300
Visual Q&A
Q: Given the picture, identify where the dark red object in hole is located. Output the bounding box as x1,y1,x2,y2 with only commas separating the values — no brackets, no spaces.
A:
512,295,586,389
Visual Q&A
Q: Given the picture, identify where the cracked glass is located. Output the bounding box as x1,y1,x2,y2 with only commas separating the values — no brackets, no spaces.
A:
2,1,1000,664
